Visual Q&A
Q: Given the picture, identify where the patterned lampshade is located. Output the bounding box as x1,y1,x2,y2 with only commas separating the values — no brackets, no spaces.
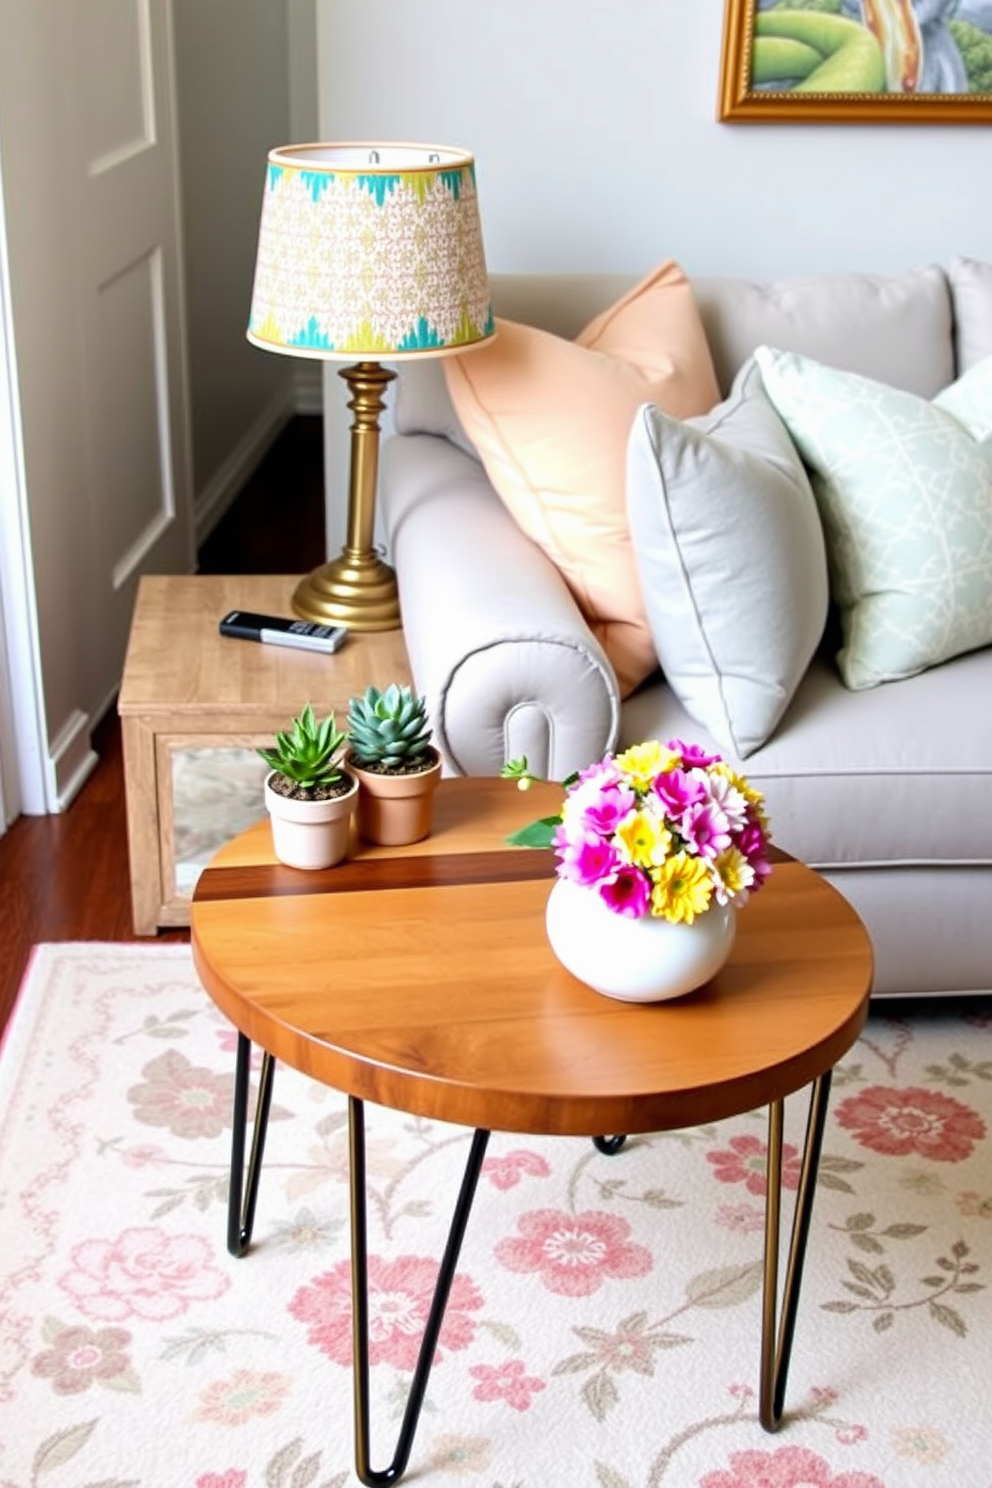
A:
247,142,494,361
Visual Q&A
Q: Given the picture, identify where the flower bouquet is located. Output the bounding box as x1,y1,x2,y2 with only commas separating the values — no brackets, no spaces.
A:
503,738,772,926
504,740,773,1002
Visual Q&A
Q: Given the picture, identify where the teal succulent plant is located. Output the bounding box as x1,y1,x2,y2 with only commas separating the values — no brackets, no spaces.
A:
258,703,348,795
346,684,434,771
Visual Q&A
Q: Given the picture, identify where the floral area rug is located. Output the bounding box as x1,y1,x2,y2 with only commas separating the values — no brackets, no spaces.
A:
1,944,991,1488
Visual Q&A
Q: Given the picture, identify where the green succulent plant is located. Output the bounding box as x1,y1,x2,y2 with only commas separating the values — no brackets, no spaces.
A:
258,703,347,793
346,683,434,770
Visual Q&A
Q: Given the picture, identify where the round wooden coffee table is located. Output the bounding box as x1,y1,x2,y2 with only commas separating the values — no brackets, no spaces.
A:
192,777,873,1487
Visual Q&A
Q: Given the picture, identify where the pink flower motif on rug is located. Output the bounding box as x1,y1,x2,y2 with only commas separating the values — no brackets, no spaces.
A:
289,1256,483,1369
127,1050,232,1139
59,1227,229,1321
30,1323,133,1395
834,1086,986,1161
194,1368,290,1426
196,1472,248,1488
494,1209,652,1296
715,1201,767,1234
699,1444,886,1488
481,1148,551,1190
468,1359,546,1411
705,1134,801,1196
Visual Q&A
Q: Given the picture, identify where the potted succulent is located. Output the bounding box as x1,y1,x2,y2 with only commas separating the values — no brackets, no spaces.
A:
258,703,357,869
345,683,442,846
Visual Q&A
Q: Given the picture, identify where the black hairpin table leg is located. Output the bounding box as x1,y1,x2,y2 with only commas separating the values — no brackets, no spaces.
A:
349,1095,490,1487
592,1135,628,1155
227,1032,276,1258
760,1070,832,1430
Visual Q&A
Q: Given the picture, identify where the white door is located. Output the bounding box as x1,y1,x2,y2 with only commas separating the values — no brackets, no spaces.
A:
0,0,194,812
67,0,195,681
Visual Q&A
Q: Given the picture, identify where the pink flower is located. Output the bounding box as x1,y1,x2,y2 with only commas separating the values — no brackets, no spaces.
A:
706,1135,801,1197
31,1324,133,1395
196,1474,247,1488
570,778,637,837
700,1444,886,1488
599,866,651,918
119,1143,167,1169
469,1359,545,1411
494,1208,652,1297
127,1050,233,1140
668,738,721,768
715,1202,767,1235
652,768,706,818
553,829,621,888
680,801,732,860
835,1086,986,1161
59,1227,230,1322
195,1369,290,1426
482,1149,551,1191
289,1255,482,1369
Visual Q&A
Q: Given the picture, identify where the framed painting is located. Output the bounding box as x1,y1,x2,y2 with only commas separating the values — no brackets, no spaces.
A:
719,0,992,122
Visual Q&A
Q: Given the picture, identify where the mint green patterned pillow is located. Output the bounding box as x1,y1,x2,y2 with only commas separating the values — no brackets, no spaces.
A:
754,347,992,690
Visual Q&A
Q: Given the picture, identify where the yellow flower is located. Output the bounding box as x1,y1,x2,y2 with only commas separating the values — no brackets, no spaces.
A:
616,741,679,788
713,845,754,900
651,852,713,924
616,809,672,868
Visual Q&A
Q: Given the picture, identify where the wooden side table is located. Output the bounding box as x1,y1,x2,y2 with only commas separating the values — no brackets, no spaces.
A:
118,574,410,934
191,779,873,1484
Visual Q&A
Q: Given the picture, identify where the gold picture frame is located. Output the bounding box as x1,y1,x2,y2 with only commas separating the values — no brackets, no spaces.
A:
718,1,992,123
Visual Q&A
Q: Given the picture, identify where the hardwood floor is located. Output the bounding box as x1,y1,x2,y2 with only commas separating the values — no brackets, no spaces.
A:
0,415,325,1038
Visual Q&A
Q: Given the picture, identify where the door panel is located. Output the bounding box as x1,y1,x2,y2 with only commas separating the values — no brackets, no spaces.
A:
70,0,194,700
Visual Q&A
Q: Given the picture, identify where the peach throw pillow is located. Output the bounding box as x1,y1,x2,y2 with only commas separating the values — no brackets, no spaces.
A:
443,260,720,694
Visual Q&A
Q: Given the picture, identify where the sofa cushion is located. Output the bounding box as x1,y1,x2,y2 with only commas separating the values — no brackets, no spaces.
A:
441,260,721,696
692,263,954,398
626,360,828,758
755,346,992,691
948,256,992,370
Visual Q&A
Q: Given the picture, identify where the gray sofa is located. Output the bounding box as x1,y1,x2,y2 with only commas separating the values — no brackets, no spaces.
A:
380,260,992,999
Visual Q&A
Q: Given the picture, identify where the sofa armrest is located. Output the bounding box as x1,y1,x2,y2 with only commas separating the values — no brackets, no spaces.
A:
381,433,621,778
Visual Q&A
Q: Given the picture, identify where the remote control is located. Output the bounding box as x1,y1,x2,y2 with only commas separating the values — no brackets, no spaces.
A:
219,610,347,654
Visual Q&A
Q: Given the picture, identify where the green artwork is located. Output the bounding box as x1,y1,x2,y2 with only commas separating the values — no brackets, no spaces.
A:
752,0,992,95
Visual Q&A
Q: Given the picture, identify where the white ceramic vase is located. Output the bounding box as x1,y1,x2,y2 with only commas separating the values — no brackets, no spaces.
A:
545,877,736,1003
263,771,358,870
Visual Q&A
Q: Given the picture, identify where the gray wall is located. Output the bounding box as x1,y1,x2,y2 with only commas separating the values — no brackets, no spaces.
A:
315,1,990,279
174,0,318,537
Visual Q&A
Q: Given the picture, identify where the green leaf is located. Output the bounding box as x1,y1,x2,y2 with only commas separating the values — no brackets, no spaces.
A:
686,1262,763,1309
582,1369,619,1423
33,1421,98,1476
849,1233,884,1255
595,1464,634,1488
505,817,559,848
873,1310,895,1333
929,1300,967,1337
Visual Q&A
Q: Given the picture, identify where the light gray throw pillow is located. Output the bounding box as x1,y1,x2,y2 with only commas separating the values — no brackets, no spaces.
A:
626,359,828,758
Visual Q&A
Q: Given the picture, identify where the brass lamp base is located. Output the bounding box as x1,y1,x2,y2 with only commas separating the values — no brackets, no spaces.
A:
292,359,402,632
292,550,400,632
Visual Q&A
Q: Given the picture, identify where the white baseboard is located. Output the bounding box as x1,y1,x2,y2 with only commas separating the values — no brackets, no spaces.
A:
193,369,323,546
48,707,98,812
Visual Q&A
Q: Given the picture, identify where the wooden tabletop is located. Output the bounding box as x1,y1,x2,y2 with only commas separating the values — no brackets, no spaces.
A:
191,779,873,1136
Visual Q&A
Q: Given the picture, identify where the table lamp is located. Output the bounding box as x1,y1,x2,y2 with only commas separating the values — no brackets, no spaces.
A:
246,142,494,631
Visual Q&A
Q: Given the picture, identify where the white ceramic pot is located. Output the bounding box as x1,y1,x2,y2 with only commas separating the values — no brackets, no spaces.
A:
545,877,736,1003
263,771,358,870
